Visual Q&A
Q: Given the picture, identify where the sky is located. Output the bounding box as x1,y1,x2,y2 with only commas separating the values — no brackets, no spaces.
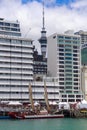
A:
0,0,87,51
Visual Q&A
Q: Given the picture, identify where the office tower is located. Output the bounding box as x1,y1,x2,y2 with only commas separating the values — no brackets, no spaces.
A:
47,33,83,102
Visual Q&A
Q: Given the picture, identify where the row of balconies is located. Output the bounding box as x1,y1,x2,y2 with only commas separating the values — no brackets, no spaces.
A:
0,64,33,69
0,53,33,58
0,59,33,64
0,41,33,47
0,47,33,53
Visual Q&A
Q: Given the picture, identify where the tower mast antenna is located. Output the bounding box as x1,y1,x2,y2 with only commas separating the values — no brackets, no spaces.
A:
42,0,45,30
39,0,47,58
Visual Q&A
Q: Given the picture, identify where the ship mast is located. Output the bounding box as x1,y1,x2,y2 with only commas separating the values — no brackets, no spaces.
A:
29,83,35,111
44,81,50,112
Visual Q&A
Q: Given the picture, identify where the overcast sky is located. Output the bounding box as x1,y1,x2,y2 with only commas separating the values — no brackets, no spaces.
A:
0,0,87,52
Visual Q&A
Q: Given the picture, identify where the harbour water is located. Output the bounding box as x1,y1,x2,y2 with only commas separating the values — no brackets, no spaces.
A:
0,118,87,130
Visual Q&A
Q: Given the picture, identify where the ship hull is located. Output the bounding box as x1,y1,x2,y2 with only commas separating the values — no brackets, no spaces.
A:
25,114,64,119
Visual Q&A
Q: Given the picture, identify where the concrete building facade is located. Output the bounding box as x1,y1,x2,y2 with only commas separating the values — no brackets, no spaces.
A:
0,18,33,102
0,35,33,102
47,33,83,102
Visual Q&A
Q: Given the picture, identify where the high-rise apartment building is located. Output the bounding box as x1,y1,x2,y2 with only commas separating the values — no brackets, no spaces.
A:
0,18,21,37
0,18,33,102
47,33,83,102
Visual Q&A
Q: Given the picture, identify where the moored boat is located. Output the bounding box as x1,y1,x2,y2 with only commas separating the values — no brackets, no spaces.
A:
8,111,64,119
8,112,25,119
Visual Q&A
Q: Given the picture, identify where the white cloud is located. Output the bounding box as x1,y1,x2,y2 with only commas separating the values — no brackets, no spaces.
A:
71,0,87,9
0,0,87,51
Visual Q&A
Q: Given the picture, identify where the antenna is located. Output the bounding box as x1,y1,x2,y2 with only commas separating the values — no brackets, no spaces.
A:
42,0,45,30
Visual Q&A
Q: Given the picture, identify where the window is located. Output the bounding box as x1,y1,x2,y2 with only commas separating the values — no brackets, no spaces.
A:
59,69,64,72
0,22,3,25
68,99,75,102
65,45,71,47
74,87,78,90
65,53,72,56
59,49,64,51
65,36,71,39
59,61,64,64
74,74,78,77
58,36,64,38
65,65,72,68
73,58,78,61
73,50,78,53
73,66,78,69
66,86,72,89
65,57,72,60
66,82,72,85
11,23,19,27
74,78,78,81
73,46,78,49
62,95,67,97
0,38,10,43
73,70,78,73
65,40,71,43
65,74,72,76
65,49,71,52
5,23,10,26
59,82,64,85
76,95,81,98
74,83,78,85
59,78,64,80
65,61,72,64
65,69,72,72
59,65,64,68
59,53,64,56
59,74,64,76
73,54,77,57
11,28,17,31
66,78,72,80
73,37,77,40
66,91,72,93
59,57,64,60
59,40,63,42
59,44,64,47
62,99,67,102
73,62,78,65
68,95,74,98
60,86,64,89
73,41,78,44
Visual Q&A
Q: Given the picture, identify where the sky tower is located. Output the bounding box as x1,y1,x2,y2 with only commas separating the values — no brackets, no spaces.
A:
39,1,47,58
